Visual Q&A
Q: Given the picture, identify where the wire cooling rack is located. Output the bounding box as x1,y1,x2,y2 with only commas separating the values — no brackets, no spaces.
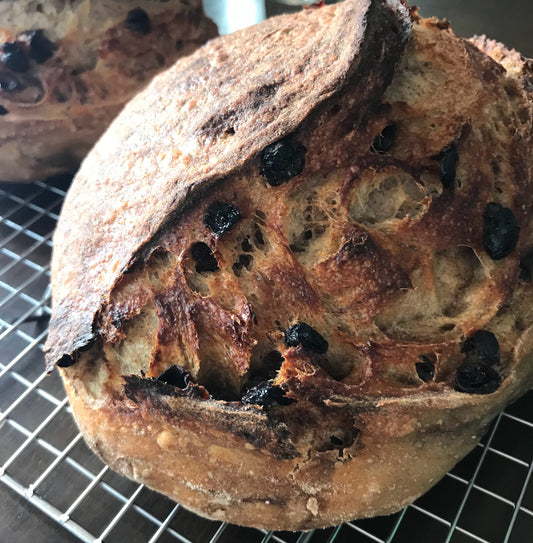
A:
0,177,532,543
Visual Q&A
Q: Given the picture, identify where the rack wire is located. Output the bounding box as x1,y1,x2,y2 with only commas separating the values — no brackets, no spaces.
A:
0,177,532,543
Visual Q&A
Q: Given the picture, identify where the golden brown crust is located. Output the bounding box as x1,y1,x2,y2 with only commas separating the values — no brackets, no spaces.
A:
48,0,533,531
0,0,217,182
45,0,412,368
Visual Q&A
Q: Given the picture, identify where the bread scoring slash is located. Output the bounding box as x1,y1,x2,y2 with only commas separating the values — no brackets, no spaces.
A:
45,0,533,531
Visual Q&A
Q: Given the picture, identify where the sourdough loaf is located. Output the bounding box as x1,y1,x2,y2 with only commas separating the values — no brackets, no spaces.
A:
0,0,217,182
46,0,533,530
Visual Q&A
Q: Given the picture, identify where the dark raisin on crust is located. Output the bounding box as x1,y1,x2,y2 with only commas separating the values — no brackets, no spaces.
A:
25,30,57,64
415,355,435,382
56,353,76,368
260,136,306,186
0,72,23,92
440,146,459,188
519,248,533,281
454,360,501,394
157,365,192,389
204,202,241,235
1,43,29,73
125,8,151,35
285,322,329,354
462,329,500,365
241,381,293,407
0,105,7,115
483,202,519,260
371,123,396,154
191,242,219,272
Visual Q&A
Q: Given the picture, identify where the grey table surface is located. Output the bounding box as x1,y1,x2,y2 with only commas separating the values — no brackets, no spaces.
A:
1,1,532,542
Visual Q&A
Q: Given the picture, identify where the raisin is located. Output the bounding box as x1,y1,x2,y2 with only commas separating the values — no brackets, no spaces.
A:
191,242,219,272
56,354,76,368
371,123,396,153
1,43,29,73
0,72,22,92
519,248,533,281
0,105,7,115
462,330,500,365
26,30,57,64
440,146,459,188
260,136,306,186
125,8,151,35
483,202,519,260
157,365,192,389
241,381,292,407
285,322,329,354
454,361,501,394
416,355,435,382
204,202,241,235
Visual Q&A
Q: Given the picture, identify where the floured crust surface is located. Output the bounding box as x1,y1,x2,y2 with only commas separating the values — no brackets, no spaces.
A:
0,0,217,182
49,1,533,531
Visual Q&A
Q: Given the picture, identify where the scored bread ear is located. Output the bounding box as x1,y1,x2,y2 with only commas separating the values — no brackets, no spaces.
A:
45,0,413,369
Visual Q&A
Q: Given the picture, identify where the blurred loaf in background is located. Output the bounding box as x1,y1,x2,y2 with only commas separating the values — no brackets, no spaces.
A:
0,0,217,182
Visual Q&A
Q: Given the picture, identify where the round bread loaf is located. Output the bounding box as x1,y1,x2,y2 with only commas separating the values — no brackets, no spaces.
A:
0,0,217,182
45,0,533,531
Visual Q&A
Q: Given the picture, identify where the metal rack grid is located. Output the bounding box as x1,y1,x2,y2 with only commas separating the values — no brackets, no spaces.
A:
0,177,532,543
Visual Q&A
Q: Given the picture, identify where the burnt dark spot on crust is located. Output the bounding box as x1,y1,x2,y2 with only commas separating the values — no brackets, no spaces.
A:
454,361,501,394
260,136,306,186
201,110,238,141
157,365,193,389
416,355,435,382
0,105,7,115
336,233,370,262
371,123,396,153
123,375,298,459
125,8,151,35
57,353,76,368
241,381,293,408
249,83,279,109
483,202,519,260
124,374,208,401
435,19,451,30
440,145,459,188
285,322,329,354
204,201,241,236
191,242,219,272
462,330,500,365
1,43,29,73
234,424,296,460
